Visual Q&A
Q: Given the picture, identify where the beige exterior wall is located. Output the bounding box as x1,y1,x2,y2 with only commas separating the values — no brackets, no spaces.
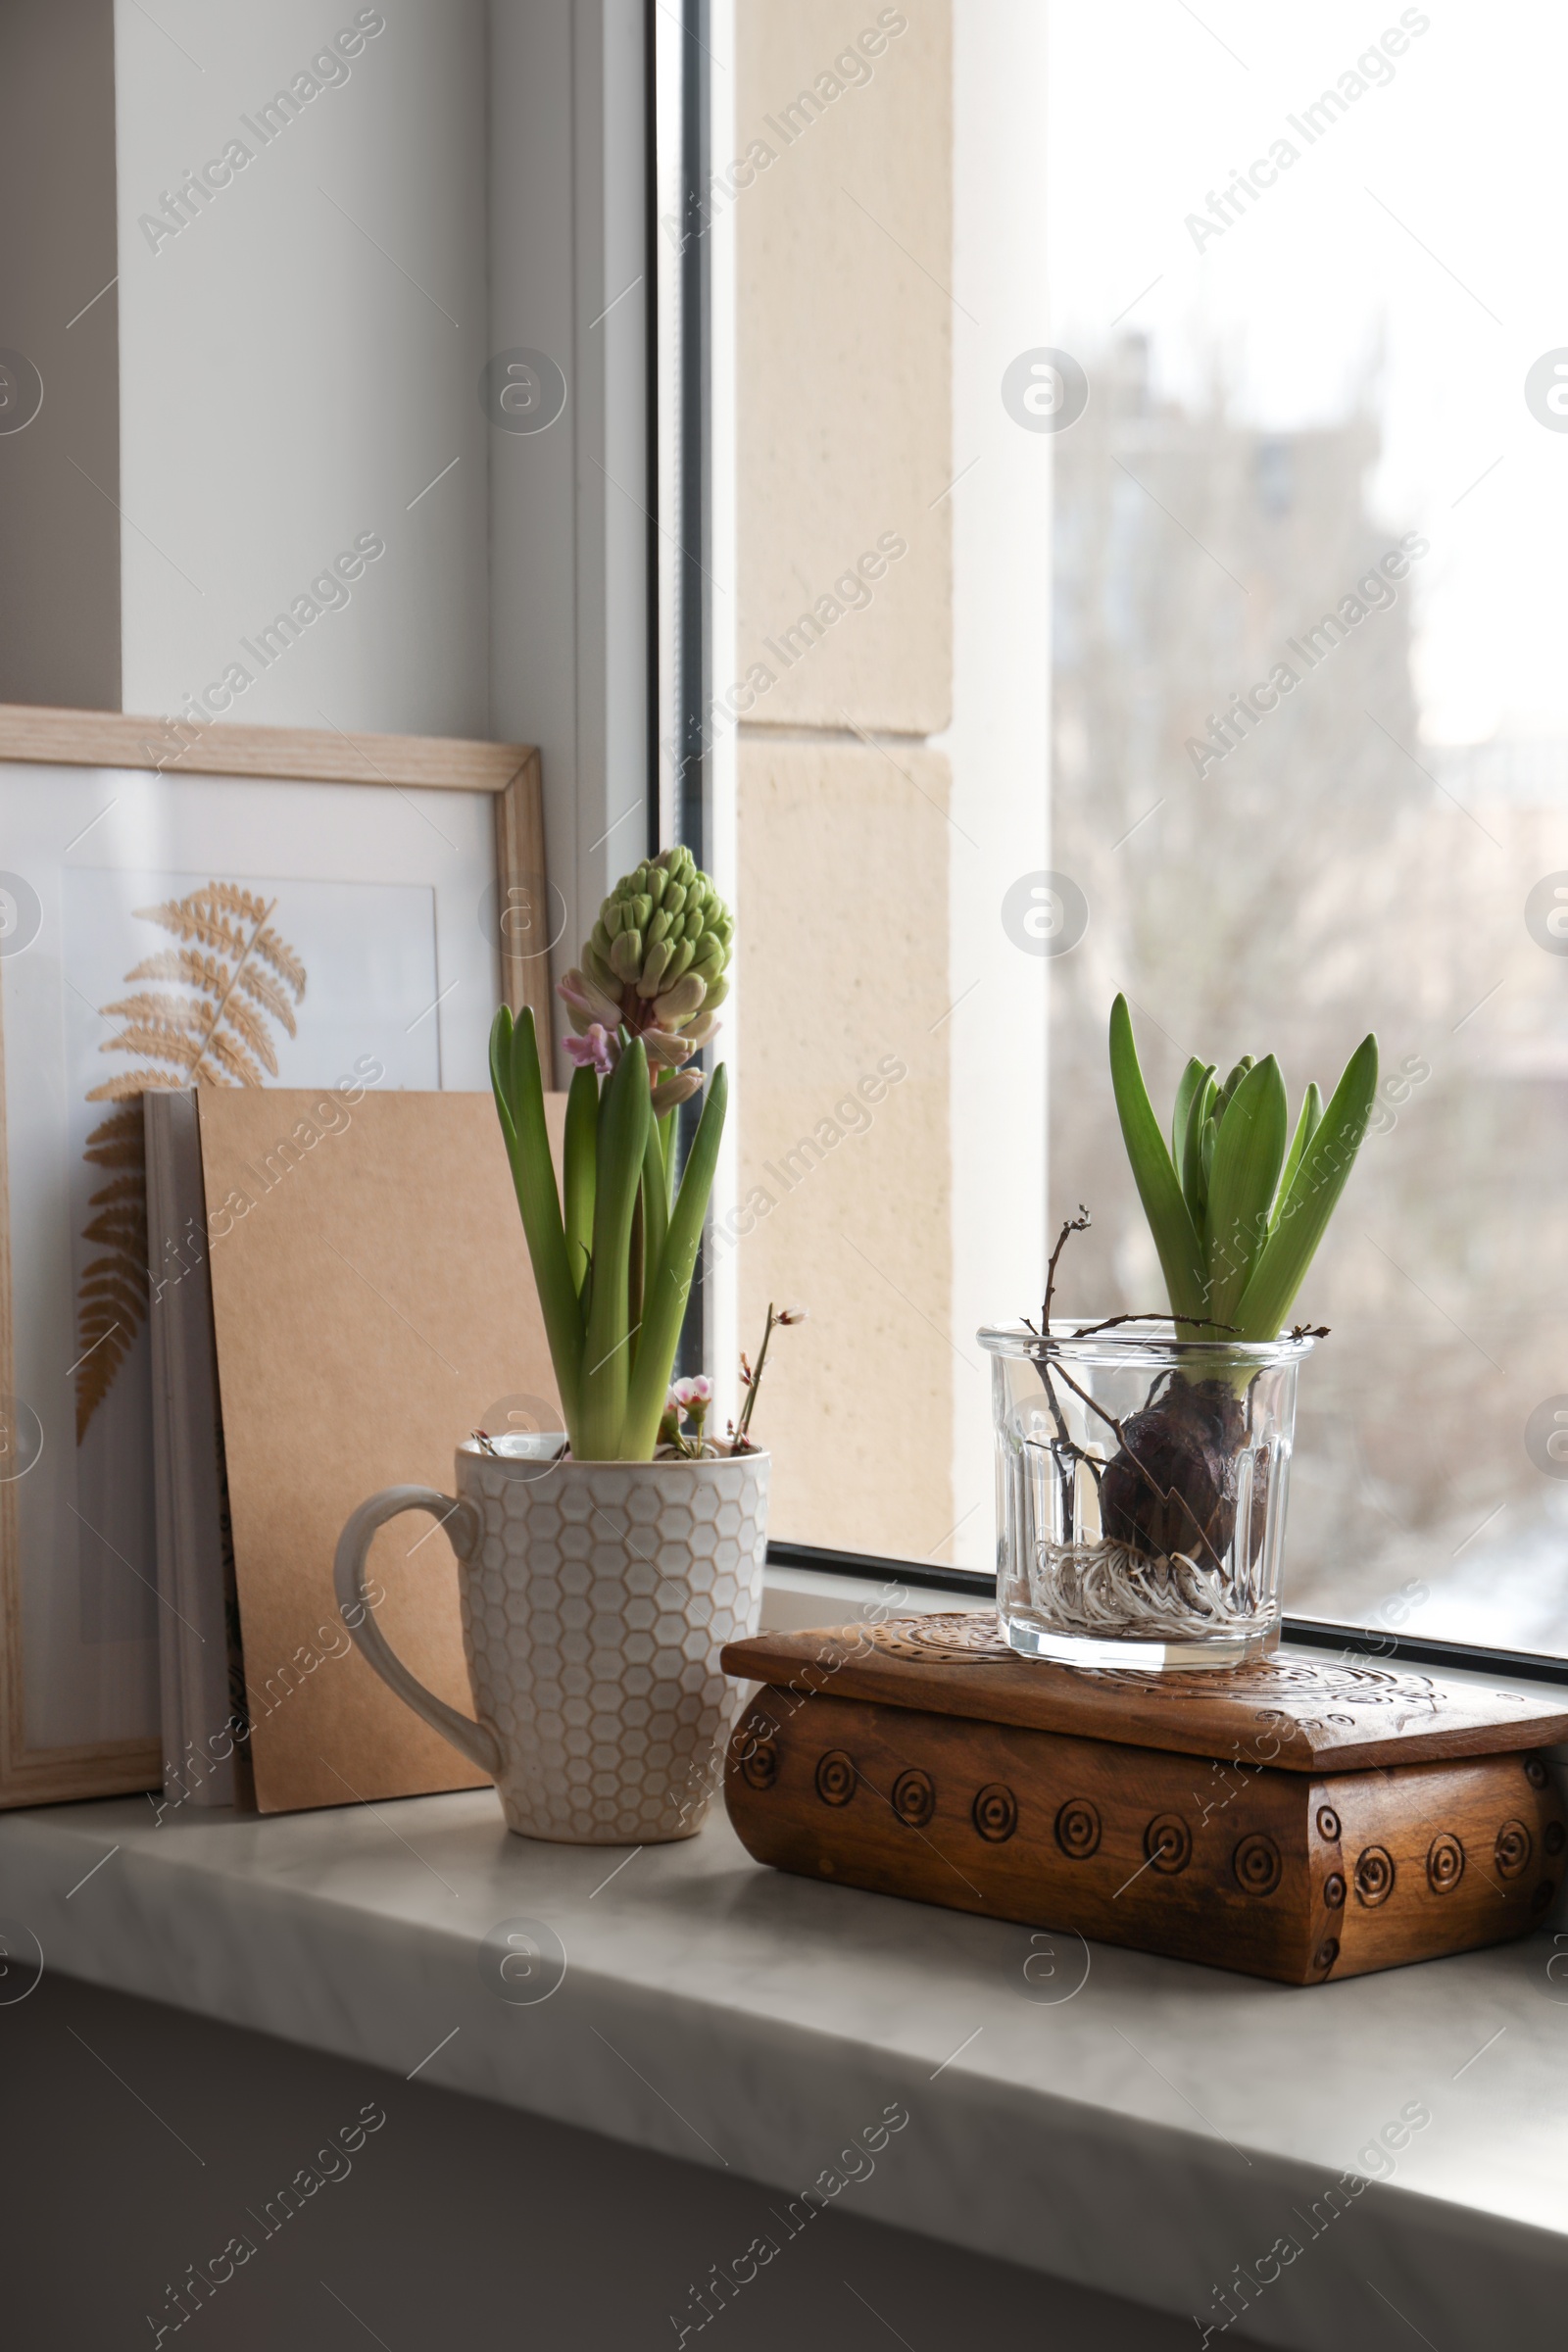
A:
732,0,956,1556
732,739,954,1556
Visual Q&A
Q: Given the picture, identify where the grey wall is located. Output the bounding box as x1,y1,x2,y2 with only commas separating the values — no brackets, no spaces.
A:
0,0,122,710
112,0,491,739
0,0,648,1004
8,1971,1260,2349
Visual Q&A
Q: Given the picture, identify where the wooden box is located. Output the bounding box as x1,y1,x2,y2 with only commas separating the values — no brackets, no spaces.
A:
720,1614,1568,1984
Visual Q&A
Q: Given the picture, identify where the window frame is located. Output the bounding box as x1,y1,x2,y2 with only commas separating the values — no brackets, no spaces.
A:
654,6,1568,1690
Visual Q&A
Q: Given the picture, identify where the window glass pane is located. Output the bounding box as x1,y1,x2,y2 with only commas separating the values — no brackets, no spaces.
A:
725,0,1568,1657
1045,1,1568,1654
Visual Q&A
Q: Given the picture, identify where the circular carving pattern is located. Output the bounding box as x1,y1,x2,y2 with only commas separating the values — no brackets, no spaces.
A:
1354,1845,1396,1906
1546,1822,1566,1856
869,1613,1015,1664
1427,1834,1465,1894
814,1750,858,1807
972,1783,1018,1842
1323,1873,1346,1909
1525,1757,1549,1789
1080,1660,1437,1708
1233,1834,1283,1897
1055,1798,1102,1859
1316,1806,1342,1841
1533,1881,1554,1913
1315,1937,1341,1971
1144,1813,1192,1874
892,1769,936,1829
740,1740,778,1791
867,1622,1454,1754
1495,1820,1533,1879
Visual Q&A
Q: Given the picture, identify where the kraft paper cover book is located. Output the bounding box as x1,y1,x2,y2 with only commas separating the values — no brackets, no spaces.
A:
197,1086,564,1814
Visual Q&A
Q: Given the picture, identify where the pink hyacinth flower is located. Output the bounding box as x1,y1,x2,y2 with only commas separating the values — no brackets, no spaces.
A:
563,1022,616,1076
558,967,623,1034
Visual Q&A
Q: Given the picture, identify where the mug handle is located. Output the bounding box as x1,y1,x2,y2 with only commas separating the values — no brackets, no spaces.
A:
333,1485,503,1780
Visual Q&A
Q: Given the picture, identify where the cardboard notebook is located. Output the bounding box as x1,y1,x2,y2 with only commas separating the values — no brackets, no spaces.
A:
148,1088,562,1815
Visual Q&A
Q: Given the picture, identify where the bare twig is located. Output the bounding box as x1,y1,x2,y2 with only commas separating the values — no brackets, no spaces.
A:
1042,1207,1092,1336
732,1302,806,1450
1065,1310,1239,1339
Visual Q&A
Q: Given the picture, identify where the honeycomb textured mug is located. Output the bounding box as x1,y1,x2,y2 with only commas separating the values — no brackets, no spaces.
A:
334,1440,770,1843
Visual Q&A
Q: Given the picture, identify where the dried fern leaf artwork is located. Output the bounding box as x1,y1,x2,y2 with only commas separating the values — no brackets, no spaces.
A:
74,884,306,1440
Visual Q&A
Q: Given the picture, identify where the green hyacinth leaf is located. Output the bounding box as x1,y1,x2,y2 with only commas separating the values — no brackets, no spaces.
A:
489,1005,583,1435
1203,1054,1288,1325
1180,1065,1216,1226
621,1065,729,1459
1212,1055,1255,1128
1273,1081,1324,1234
1170,1057,1209,1178
563,1061,599,1298
1234,1034,1379,1341
575,1036,652,1459
639,1106,670,1312
1108,995,1207,1325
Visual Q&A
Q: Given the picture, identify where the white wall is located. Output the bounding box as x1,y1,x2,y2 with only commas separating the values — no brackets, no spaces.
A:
488,0,650,1019
109,0,646,999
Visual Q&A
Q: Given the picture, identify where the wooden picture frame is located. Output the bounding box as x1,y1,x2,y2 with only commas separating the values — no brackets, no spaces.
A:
0,706,553,1810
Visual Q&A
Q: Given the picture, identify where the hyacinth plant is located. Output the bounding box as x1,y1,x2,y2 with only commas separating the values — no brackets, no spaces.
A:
489,847,733,1463
1107,994,1379,1350
1054,994,1381,1573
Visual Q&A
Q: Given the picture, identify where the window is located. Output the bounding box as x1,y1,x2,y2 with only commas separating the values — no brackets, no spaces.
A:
695,0,1568,1664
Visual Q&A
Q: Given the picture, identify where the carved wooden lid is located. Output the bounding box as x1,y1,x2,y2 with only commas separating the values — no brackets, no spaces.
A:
719,1614,1568,1771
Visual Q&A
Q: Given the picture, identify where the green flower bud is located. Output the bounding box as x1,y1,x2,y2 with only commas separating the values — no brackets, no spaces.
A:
653,972,707,1024
585,943,619,996
574,847,732,1036
637,938,675,996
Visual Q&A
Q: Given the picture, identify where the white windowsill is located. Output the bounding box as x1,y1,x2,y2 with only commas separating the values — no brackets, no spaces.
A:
4,1582,1566,2351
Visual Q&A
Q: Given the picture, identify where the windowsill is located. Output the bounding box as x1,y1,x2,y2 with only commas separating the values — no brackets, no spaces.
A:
8,1614,1568,2351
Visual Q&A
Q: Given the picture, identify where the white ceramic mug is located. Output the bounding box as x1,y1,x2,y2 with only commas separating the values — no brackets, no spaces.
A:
334,1437,769,1843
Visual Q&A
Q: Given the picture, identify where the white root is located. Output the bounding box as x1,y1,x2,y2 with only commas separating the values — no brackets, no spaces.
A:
1026,1540,1265,1640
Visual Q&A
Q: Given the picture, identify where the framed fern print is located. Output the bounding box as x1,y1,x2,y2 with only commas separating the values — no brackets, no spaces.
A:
0,712,551,1807
75,885,309,1441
